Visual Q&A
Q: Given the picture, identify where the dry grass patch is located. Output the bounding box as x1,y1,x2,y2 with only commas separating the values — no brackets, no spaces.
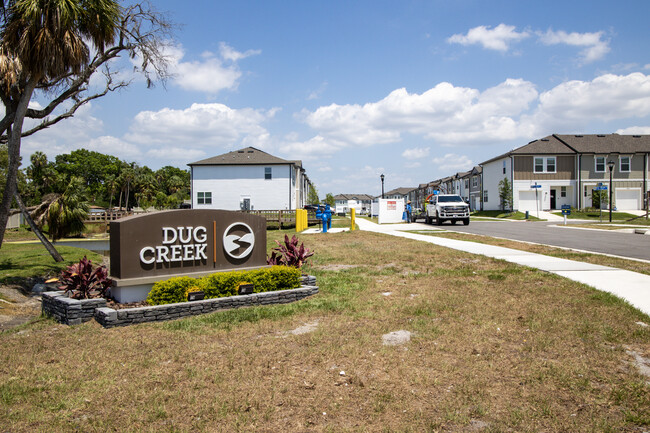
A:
1,230,649,432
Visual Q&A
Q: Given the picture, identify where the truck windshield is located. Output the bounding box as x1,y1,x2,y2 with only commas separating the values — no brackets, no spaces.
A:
438,196,464,203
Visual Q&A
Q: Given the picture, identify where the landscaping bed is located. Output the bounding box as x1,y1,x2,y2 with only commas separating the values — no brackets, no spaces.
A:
42,275,318,328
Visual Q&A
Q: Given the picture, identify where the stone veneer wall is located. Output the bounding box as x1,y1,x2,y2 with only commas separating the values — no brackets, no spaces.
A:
42,291,107,325
95,286,319,328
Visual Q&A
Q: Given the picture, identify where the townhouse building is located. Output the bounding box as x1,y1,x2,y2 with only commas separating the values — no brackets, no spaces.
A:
188,147,312,211
479,134,650,212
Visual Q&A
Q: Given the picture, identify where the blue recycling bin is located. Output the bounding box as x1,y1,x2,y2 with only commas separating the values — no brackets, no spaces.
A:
315,206,325,233
324,204,332,230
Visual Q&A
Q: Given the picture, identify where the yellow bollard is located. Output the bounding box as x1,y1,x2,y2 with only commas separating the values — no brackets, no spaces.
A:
350,208,356,231
296,209,302,232
303,209,307,231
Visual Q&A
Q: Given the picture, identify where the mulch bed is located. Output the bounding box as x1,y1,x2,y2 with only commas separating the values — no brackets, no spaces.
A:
106,299,149,310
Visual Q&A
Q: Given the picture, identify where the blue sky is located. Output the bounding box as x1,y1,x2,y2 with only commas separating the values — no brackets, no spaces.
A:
23,0,650,197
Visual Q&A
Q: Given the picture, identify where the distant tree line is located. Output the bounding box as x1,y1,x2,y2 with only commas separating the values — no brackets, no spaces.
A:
3,146,190,211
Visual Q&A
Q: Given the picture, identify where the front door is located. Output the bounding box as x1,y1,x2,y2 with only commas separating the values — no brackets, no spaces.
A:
241,198,251,211
550,189,557,210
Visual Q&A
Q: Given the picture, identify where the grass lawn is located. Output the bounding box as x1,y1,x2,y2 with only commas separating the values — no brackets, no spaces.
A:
552,210,650,225
472,210,544,221
0,243,104,284
1,230,649,432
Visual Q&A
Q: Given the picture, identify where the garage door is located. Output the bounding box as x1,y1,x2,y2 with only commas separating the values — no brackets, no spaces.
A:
518,190,541,212
615,188,640,210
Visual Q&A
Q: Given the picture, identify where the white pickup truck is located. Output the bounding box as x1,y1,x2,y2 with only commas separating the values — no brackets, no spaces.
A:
425,194,470,225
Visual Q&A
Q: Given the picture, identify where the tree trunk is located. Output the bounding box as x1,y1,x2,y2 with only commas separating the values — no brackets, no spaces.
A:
125,180,130,211
14,191,64,262
0,78,38,248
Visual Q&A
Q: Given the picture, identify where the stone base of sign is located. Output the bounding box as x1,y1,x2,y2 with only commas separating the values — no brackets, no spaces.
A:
95,286,318,328
110,265,271,303
42,291,107,325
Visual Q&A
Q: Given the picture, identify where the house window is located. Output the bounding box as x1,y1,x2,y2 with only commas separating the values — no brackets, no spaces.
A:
620,156,631,172
546,157,556,173
483,190,488,202
265,167,272,180
502,160,507,174
197,192,212,205
472,176,478,187
465,179,469,189
584,186,588,197
561,186,566,198
595,156,605,173
534,156,556,173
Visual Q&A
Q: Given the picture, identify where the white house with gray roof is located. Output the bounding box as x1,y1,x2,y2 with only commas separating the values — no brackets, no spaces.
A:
188,147,312,211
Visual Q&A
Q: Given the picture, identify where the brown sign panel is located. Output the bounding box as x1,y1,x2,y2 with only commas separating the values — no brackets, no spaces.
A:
110,210,267,280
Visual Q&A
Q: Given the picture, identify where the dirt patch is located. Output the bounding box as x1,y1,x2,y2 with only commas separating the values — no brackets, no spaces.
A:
382,330,412,346
282,320,320,337
0,284,41,331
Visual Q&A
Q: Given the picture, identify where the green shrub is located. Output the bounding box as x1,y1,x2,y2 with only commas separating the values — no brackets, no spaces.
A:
146,276,201,305
146,266,302,305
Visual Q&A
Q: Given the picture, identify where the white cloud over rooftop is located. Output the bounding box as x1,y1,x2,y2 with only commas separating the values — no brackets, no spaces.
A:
447,24,530,51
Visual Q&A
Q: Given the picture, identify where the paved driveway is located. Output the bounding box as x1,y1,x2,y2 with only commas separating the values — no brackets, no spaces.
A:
436,220,650,262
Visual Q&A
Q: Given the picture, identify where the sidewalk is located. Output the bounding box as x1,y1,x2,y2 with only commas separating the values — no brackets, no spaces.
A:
355,218,650,317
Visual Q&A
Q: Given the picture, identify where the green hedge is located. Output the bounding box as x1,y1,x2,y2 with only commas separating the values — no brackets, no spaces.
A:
146,266,302,305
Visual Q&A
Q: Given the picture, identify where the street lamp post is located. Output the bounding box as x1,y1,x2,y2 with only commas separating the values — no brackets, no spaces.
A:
608,160,615,223
380,174,385,199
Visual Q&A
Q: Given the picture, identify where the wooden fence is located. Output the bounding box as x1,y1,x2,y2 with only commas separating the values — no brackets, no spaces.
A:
242,209,319,229
84,209,319,229
85,210,133,223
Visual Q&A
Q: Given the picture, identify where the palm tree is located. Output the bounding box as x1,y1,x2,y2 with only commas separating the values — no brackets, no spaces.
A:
0,0,120,246
46,177,89,241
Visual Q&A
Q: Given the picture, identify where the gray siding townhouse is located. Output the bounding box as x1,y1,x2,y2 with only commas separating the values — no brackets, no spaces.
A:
468,166,483,211
480,134,650,212
384,187,417,202
334,194,374,214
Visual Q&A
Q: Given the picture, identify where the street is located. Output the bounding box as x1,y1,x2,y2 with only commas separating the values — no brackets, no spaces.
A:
439,220,650,262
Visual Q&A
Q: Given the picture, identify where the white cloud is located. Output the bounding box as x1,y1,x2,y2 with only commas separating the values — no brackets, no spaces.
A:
431,153,474,171
86,136,143,160
218,42,261,62
402,147,430,159
615,126,650,135
125,103,274,148
302,78,538,148
279,135,348,161
447,24,529,52
527,73,650,132
538,29,610,63
21,102,105,160
307,81,328,100
166,43,260,94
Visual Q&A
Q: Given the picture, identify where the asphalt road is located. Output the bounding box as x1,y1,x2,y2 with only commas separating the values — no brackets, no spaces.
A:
436,220,650,262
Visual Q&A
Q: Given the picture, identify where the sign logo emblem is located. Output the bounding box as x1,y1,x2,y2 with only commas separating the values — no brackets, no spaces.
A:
223,222,255,259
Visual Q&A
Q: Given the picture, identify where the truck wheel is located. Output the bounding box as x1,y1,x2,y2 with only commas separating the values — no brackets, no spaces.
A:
436,216,443,226
463,218,470,225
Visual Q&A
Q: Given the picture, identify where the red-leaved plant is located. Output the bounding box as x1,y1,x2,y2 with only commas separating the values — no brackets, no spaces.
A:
267,235,314,268
54,256,113,299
